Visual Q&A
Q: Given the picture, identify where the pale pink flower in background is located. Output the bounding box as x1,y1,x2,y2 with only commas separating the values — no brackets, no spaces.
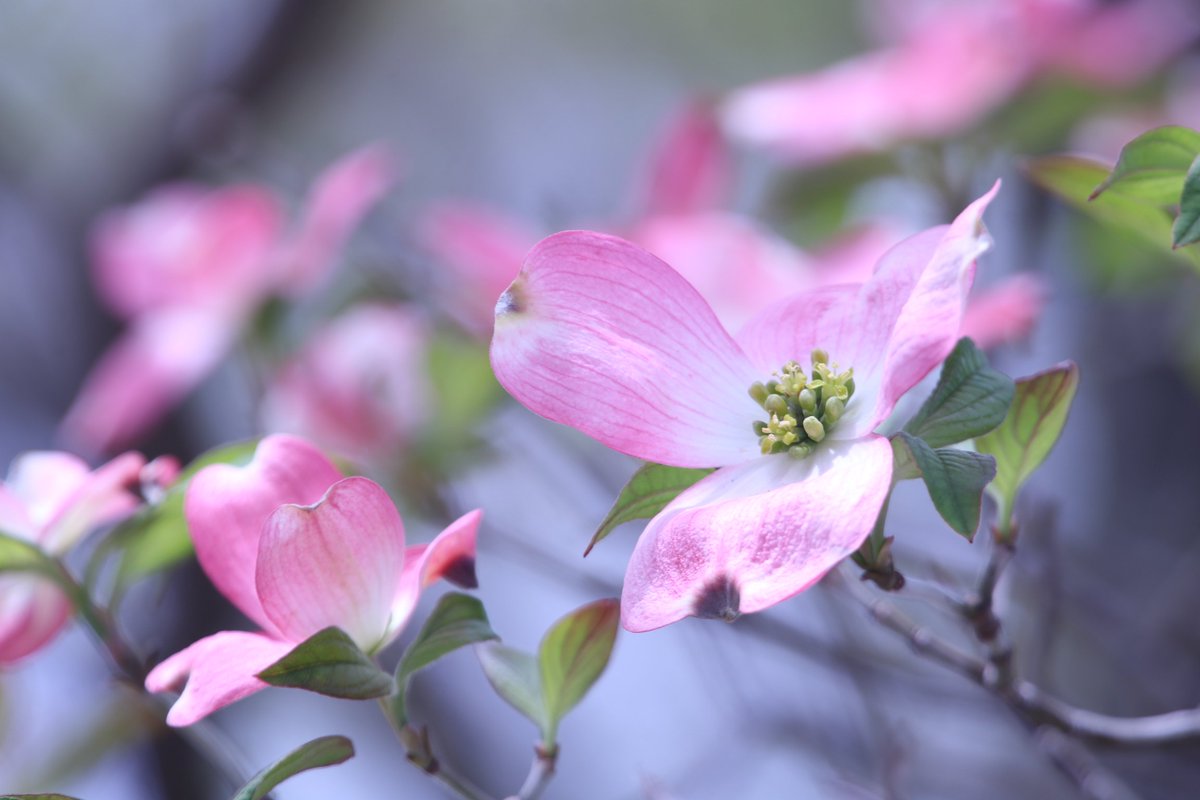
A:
421,201,539,338
261,304,431,466
636,100,730,218
0,450,144,664
61,145,396,455
144,434,481,726
422,107,1042,346
491,185,997,631
722,0,1199,165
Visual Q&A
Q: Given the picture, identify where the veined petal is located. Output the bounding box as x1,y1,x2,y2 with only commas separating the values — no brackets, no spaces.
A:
630,212,813,332
186,435,342,634
256,477,405,651
492,231,762,468
144,630,294,727
737,185,998,439
621,435,893,632
389,509,482,640
0,576,72,665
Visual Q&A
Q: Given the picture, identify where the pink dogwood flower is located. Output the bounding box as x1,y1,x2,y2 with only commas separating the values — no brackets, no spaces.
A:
144,435,480,726
492,185,998,631
722,0,1199,165
261,304,431,465
0,450,144,664
61,145,396,455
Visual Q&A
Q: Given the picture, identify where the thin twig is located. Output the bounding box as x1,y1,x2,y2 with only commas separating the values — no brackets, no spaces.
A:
507,743,557,800
840,574,1200,746
1035,727,1142,800
376,699,497,800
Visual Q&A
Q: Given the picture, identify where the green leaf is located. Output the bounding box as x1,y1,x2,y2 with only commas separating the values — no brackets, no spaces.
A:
477,642,547,734
103,439,260,595
891,433,997,541
258,627,395,700
391,593,498,724
903,338,1014,448
1091,126,1200,204
1173,155,1200,249
975,363,1080,535
587,464,713,555
231,735,355,800
539,598,619,744
0,531,56,577
1025,155,1198,267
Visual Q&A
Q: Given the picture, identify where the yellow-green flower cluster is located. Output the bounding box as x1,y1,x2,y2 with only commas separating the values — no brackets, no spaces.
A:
750,349,855,458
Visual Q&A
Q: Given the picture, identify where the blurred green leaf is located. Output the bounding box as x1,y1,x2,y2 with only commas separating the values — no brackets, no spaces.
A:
975,363,1080,535
538,598,619,744
891,433,996,540
0,531,55,577
1173,155,1200,249
391,593,497,724
477,642,547,733
231,736,355,800
587,464,713,556
903,338,1014,448
258,627,394,700
1091,126,1200,204
102,439,259,598
1025,156,1189,260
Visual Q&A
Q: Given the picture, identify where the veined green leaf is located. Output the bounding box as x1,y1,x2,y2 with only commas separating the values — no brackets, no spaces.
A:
975,363,1080,535
1173,154,1200,249
258,627,394,700
1090,126,1200,204
903,338,1014,448
891,433,996,541
587,464,713,555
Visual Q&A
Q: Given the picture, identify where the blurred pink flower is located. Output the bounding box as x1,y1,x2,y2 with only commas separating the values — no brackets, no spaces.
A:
61,145,397,455
261,304,431,465
491,186,996,631
0,450,144,664
144,434,480,725
722,0,1199,165
422,106,1042,347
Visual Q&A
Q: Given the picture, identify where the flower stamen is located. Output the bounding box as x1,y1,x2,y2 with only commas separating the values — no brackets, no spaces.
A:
749,350,854,458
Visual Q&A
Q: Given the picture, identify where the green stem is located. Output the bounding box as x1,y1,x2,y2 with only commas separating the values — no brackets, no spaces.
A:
375,698,496,800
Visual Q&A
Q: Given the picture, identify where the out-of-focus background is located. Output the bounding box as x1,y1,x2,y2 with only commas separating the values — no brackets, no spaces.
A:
2,1,1200,798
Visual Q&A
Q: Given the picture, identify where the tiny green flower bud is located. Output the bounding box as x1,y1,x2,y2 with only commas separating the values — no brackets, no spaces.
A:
764,394,788,416
788,442,814,459
802,415,826,442
824,396,844,423
844,376,855,398
811,348,829,367
753,420,768,435
798,388,817,414
749,381,769,404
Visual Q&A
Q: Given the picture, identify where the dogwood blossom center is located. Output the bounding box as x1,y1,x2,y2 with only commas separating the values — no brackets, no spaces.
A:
749,349,854,458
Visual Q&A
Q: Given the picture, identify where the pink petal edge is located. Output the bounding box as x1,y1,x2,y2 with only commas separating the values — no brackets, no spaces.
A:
491,231,762,468
145,630,294,727
621,435,894,632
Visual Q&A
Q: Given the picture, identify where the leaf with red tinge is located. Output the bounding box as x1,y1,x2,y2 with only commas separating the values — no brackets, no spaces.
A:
477,599,620,747
538,598,619,743
975,363,1080,534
